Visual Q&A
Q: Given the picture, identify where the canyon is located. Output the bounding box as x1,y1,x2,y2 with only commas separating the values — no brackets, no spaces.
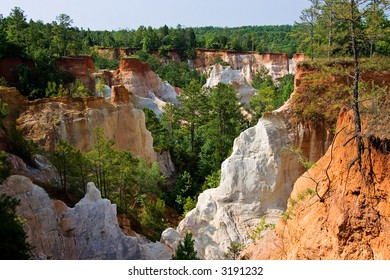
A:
1,51,389,260
163,62,390,259
162,65,336,259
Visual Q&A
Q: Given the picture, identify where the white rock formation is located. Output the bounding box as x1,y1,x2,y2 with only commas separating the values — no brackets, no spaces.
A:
0,175,172,260
163,105,331,259
193,50,291,83
204,64,257,105
130,91,167,117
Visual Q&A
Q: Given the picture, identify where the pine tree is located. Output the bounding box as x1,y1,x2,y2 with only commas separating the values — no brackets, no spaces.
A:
171,232,200,260
0,194,32,259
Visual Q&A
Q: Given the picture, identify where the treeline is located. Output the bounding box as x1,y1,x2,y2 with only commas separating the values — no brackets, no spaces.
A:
1,5,389,62
295,0,390,59
0,6,301,62
193,25,298,56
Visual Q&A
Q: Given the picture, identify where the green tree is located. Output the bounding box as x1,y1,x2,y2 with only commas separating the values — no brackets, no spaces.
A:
0,194,33,259
71,79,90,97
143,108,171,150
206,83,244,168
174,171,195,212
299,0,321,59
183,196,197,216
86,127,115,198
249,86,277,122
177,80,205,152
140,198,167,241
52,14,73,56
223,241,245,260
51,140,87,193
330,0,389,169
171,232,199,260
276,74,295,107
4,7,28,50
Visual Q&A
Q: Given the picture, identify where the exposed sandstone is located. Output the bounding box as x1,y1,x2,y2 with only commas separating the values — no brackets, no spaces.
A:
0,175,172,259
193,49,292,82
112,58,178,105
241,108,390,260
0,57,35,85
6,153,58,187
55,56,96,92
164,65,378,260
163,104,332,260
204,64,257,105
16,86,156,163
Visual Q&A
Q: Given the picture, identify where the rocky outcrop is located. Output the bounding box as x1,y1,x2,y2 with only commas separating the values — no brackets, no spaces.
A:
16,86,156,163
289,53,307,74
112,58,178,105
241,108,390,260
55,56,96,92
0,57,35,85
204,64,257,105
6,153,58,187
0,175,171,259
193,49,292,82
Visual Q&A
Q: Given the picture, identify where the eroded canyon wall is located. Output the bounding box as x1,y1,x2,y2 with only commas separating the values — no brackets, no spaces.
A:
241,108,390,260
162,67,335,259
193,49,295,82
0,86,157,163
0,175,172,259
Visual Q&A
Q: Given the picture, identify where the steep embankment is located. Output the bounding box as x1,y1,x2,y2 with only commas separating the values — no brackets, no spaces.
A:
55,56,96,92
193,49,305,82
204,64,257,105
110,58,179,115
163,63,390,260
162,65,334,260
12,85,156,163
0,175,171,259
241,107,390,260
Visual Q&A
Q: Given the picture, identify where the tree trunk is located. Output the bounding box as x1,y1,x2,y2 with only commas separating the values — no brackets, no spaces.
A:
350,0,364,167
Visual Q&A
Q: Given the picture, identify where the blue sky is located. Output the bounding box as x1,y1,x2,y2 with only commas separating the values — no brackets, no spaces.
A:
1,0,309,30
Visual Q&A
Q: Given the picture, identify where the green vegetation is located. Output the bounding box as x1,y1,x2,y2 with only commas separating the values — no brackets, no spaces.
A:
140,198,167,241
223,241,245,260
248,217,276,242
47,128,168,240
249,67,295,124
1,3,387,100
294,0,390,59
282,188,314,220
194,25,299,56
171,232,199,260
0,194,33,259
164,83,246,213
